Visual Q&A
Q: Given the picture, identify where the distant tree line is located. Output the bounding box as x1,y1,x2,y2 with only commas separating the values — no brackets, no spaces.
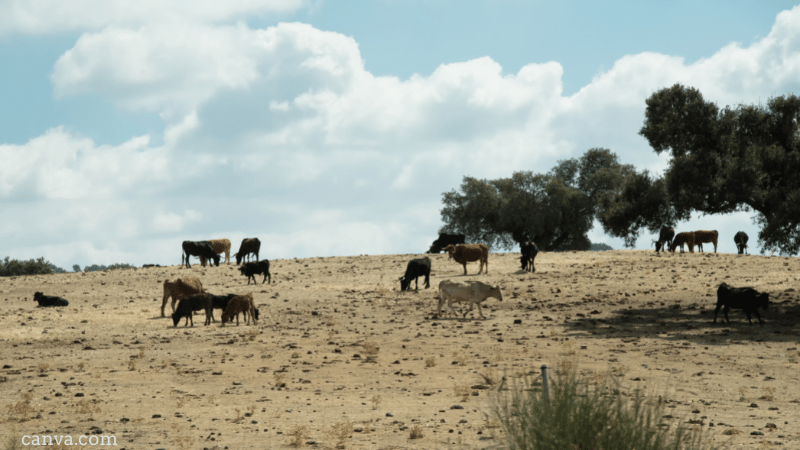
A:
0,257,65,276
73,263,135,273
439,148,633,251
440,84,800,255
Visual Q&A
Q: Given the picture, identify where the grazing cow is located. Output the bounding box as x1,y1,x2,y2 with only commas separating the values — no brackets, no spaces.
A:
714,283,769,325
437,280,503,319
399,257,431,291
669,232,695,253
652,226,675,253
33,292,69,307
427,233,466,254
520,241,538,272
234,238,261,264
222,293,257,326
161,277,204,317
209,293,238,315
239,260,271,285
444,243,489,275
200,238,232,266
734,231,749,255
172,294,214,327
693,230,719,253
181,241,220,268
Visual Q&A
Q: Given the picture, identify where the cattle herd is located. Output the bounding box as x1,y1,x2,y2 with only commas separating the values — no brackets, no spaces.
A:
30,229,769,325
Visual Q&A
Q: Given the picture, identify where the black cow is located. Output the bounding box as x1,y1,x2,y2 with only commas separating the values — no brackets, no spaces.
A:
653,226,675,253
33,292,69,307
714,283,769,325
172,294,214,327
181,241,220,268
239,260,271,285
399,257,431,291
734,231,749,255
234,238,261,264
520,241,539,272
427,233,466,254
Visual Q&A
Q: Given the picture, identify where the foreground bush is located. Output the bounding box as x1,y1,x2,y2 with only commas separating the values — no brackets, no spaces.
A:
0,257,65,277
490,367,715,450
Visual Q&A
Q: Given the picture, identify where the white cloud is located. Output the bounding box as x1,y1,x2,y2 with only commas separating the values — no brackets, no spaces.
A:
0,0,306,34
6,7,800,268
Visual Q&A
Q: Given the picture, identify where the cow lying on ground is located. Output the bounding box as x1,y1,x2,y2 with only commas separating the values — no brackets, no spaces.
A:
444,243,489,275
714,283,769,326
399,257,431,291
427,233,466,254
734,231,749,255
234,238,261,264
33,292,69,307
520,241,538,272
181,240,220,268
437,280,502,319
172,294,214,327
239,260,271,285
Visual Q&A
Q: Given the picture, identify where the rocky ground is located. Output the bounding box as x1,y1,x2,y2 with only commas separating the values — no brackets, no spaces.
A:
2,249,800,449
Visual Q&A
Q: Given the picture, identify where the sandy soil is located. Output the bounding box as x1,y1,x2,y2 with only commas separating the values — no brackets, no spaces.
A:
2,250,800,449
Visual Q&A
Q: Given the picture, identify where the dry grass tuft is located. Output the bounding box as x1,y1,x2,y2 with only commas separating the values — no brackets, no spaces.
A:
424,356,436,368
362,340,379,363
370,395,382,410
287,425,310,447
324,421,352,449
454,384,472,402
761,386,776,402
74,399,100,414
409,425,424,439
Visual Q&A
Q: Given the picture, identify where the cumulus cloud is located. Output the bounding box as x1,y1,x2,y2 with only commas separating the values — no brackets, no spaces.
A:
0,0,306,34
7,7,800,267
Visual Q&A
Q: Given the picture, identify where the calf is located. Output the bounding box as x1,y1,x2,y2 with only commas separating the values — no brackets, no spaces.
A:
444,243,489,275
669,231,695,253
437,280,503,319
399,257,431,291
714,283,769,325
221,293,257,326
734,231,749,255
239,260,271,285
520,241,538,272
172,294,214,327
33,292,69,307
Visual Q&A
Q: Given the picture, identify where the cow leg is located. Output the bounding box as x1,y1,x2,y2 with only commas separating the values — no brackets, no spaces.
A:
753,310,763,325
424,274,430,289
462,302,473,318
713,303,723,323
462,263,467,275
161,294,169,317
723,306,731,324
447,299,459,318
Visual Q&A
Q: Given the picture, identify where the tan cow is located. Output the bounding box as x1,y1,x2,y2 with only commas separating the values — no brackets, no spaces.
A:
200,238,232,266
161,277,204,317
444,243,489,275
437,280,502,319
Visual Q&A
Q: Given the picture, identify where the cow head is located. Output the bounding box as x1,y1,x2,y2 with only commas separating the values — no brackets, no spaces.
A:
234,252,243,265
212,255,221,266
519,255,528,270
399,276,410,292
443,245,456,259
171,312,181,327
758,293,770,310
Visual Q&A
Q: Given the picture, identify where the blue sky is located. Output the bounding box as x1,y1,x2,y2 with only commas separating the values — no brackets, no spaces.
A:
1,0,799,269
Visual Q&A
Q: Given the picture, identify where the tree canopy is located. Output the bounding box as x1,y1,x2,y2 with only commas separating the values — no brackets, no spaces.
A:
599,83,800,254
439,148,633,251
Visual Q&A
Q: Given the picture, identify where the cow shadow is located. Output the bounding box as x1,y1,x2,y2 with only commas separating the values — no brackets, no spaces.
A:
558,298,800,346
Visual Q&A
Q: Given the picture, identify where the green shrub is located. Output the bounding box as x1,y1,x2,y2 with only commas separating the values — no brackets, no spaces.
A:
0,256,65,277
82,263,135,273
490,367,715,450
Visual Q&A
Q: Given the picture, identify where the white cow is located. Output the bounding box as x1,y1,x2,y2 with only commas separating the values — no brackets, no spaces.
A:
437,280,503,319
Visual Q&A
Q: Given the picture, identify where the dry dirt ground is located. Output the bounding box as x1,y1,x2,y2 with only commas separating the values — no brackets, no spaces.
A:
2,250,800,449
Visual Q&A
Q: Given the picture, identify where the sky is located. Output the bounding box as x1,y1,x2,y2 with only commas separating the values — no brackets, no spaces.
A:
2,0,800,269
